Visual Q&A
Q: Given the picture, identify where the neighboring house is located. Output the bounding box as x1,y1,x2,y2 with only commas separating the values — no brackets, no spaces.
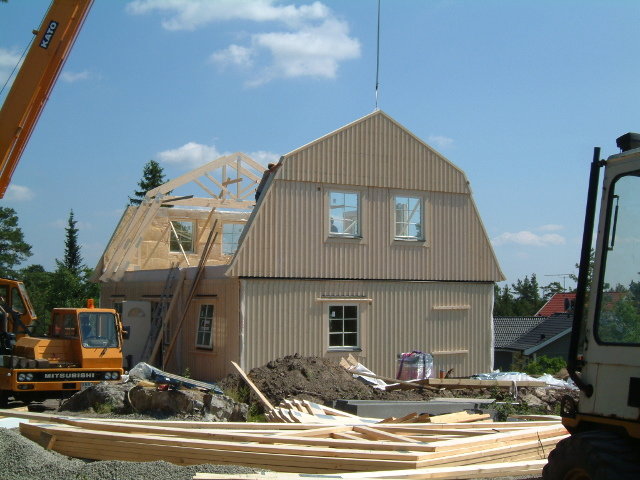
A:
493,314,573,370
535,292,576,317
95,110,505,380
493,316,545,371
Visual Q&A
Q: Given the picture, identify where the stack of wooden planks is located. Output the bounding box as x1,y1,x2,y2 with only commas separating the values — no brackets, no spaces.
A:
268,398,492,425
4,409,567,477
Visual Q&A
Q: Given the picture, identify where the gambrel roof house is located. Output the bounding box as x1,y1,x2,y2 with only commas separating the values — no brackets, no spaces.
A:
95,110,505,381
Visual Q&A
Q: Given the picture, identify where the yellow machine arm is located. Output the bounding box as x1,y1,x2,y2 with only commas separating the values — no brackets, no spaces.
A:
0,0,93,198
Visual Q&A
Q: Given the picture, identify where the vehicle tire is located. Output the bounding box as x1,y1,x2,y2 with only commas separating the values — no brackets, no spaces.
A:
543,430,640,480
0,390,8,408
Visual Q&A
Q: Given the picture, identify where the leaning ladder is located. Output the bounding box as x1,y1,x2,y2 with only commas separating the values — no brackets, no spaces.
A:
141,263,179,363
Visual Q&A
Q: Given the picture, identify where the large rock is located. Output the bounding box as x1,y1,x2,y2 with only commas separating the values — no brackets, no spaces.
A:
60,382,133,413
128,385,247,420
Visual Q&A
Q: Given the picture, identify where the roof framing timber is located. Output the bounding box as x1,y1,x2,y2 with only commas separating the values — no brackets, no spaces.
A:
98,152,262,282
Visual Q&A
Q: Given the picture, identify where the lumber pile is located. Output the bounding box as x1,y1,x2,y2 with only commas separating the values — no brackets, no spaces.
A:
268,398,492,425
5,409,567,476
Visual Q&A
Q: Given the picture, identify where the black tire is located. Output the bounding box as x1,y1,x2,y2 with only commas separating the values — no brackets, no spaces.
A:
543,430,640,480
0,390,8,408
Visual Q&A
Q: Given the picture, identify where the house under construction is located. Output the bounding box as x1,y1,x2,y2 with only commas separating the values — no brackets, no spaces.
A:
94,110,504,380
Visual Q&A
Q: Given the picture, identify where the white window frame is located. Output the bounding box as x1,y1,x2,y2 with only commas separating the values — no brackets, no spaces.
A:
329,190,361,238
391,193,425,242
170,220,195,254
222,223,244,256
195,304,214,349
328,304,360,351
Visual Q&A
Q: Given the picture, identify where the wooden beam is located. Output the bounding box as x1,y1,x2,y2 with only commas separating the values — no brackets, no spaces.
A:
230,361,275,411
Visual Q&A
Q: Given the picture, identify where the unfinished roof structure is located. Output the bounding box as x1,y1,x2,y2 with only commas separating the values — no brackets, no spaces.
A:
96,110,504,380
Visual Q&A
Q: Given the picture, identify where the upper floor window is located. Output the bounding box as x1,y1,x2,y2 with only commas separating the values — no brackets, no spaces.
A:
394,196,423,240
196,304,214,349
222,223,245,255
170,221,195,253
329,191,360,237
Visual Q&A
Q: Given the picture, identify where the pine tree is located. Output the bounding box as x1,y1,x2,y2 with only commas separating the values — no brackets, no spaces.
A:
63,209,82,275
129,160,168,205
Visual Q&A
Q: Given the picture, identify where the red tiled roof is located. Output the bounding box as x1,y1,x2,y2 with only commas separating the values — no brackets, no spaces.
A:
535,293,575,317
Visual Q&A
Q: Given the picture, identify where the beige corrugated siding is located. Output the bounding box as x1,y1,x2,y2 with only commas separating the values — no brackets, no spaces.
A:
101,275,241,382
280,111,469,192
242,279,493,378
229,110,503,281
229,180,502,281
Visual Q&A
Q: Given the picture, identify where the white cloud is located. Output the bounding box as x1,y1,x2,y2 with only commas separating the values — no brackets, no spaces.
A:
248,18,360,84
211,44,254,69
0,47,21,86
428,135,454,150
157,142,223,169
249,150,279,167
61,70,91,83
127,0,360,85
157,142,279,170
4,184,34,201
492,230,566,247
127,0,329,31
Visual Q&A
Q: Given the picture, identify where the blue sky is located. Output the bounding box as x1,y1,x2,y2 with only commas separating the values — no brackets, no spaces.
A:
1,0,639,291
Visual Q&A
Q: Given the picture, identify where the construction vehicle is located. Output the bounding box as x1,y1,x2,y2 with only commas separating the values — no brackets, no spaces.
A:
0,1,128,406
543,134,640,479
1,278,127,407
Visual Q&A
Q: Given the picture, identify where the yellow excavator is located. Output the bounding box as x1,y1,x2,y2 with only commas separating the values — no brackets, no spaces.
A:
543,134,640,478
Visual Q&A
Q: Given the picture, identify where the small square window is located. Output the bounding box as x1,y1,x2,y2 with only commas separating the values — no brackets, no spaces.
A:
328,305,359,349
196,304,214,349
170,221,195,253
330,191,360,237
222,223,245,255
394,196,423,240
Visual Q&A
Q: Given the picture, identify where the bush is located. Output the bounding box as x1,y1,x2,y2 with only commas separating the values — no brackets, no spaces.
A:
522,355,566,376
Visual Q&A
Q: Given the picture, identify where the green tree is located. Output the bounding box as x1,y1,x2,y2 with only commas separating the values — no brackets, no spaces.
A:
129,160,168,205
0,207,32,278
542,281,565,301
63,209,82,275
46,211,99,312
494,274,551,316
18,264,52,334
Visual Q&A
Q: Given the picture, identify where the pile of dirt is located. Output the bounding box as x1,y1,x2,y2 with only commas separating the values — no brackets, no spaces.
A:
218,353,578,415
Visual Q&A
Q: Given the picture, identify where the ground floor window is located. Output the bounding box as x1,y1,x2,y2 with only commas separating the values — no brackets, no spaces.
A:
329,305,359,349
196,304,214,349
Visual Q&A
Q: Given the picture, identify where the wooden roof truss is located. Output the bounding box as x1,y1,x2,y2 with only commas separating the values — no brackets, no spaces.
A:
99,152,263,282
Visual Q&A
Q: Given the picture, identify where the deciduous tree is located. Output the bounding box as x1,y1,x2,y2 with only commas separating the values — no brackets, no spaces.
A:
0,207,32,278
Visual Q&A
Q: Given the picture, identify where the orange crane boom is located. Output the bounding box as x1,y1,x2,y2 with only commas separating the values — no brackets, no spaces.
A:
0,0,94,198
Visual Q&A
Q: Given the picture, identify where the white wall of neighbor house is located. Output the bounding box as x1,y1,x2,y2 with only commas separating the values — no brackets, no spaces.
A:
240,278,494,378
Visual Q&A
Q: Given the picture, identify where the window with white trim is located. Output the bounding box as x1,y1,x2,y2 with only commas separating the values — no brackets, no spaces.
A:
170,220,195,253
222,223,244,255
196,304,214,349
328,305,359,349
329,191,360,237
394,196,423,240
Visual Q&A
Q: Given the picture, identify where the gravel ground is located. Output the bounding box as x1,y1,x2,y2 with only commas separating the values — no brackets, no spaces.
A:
0,428,264,480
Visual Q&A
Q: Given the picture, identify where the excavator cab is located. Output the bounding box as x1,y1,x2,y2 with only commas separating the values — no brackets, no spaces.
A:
0,278,37,337
544,135,640,479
